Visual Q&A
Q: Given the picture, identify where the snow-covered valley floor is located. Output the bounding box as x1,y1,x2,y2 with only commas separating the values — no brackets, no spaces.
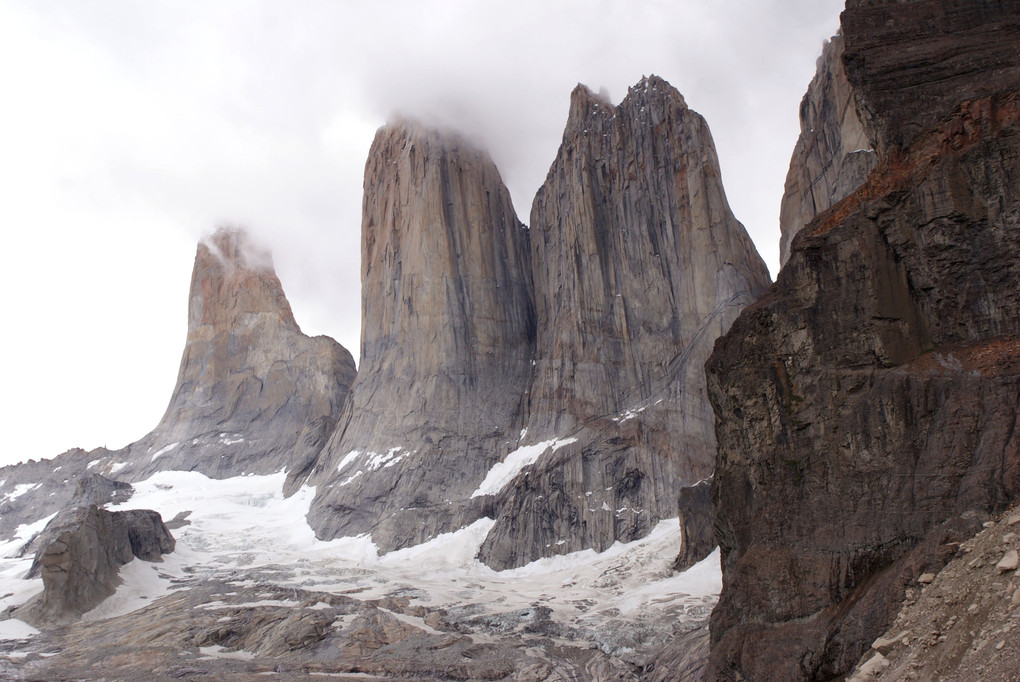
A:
1,471,719,680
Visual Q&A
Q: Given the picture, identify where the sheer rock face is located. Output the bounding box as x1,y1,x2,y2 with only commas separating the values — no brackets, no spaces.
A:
118,227,357,482
14,505,175,627
779,33,876,266
477,78,770,569
307,122,535,551
706,2,1020,679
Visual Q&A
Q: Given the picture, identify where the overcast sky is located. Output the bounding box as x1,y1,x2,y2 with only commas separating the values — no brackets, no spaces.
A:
0,0,845,467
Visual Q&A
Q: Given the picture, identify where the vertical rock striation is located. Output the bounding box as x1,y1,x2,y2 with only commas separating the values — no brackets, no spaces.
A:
477,78,770,568
778,33,876,267
707,2,1020,679
307,121,535,551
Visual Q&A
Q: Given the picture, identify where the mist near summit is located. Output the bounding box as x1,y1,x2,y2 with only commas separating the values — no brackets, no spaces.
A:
0,0,843,465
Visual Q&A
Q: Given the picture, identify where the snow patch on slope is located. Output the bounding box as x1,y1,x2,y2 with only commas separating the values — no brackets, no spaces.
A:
0,618,39,642
0,512,58,559
149,441,180,462
471,437,577,497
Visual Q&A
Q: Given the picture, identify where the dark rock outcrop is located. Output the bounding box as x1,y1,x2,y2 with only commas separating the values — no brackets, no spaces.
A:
841,0,1020,156
308,121,535,550
477,77,770,569
114,227,357,482
15,505,175,626
706,2,1020,679
778,32,876,266
672,478,715,572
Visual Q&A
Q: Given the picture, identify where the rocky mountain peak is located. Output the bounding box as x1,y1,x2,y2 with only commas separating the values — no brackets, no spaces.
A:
94,226,356,483
564,83,615,128
625,74,685,105
308,117,535,551
778,33,876,266
563,76,687,139
478,75,770,568
190,226,298,333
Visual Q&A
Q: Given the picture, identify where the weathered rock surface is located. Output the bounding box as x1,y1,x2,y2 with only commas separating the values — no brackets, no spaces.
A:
0,448,109,544
841,0,1020,156
778,32,876,266
478,77,770,569
308,121,535,550
706,2,1020,679
13,473,133,561
12,505,174,626
3,581,648,681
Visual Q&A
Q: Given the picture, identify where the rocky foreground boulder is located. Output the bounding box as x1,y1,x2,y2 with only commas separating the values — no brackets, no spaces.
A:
706,1,1020,679
846,509,1020,681
10,505,174,626
672,478,715,572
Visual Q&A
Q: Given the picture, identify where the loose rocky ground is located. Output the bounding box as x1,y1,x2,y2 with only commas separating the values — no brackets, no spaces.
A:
849,508,1020,681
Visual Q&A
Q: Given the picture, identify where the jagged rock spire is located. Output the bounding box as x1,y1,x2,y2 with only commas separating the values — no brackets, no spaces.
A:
476,74,770,568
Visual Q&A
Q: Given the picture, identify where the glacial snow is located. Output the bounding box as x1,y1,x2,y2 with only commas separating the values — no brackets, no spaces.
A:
0,468,721,657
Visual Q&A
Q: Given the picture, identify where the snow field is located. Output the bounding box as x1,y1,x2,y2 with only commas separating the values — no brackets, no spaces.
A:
1,468,721,656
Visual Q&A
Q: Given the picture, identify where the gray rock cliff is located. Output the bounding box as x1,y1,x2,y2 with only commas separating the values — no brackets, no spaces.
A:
307,121,535,551
0,228,356,543
115,227,357,482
